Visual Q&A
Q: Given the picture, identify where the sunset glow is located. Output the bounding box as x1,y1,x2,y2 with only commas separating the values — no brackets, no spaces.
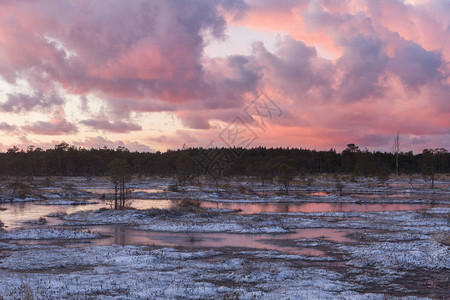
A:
0,0,448,152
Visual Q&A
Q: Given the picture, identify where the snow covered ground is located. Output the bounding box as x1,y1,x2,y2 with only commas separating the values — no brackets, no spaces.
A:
0,176,448,298
58,206,450,236
0,228,102,240
2,175,448,204
0,243,437,299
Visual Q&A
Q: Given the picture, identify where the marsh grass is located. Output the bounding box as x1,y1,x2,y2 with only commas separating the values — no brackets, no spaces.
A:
433,232,450,246
238,185,256,195
17,283,34,300
172,198,202,211
186,234,201,243
168,183,179,192
335,181,344,195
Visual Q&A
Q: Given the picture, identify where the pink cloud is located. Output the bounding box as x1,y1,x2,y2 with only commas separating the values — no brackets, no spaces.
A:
0,122,18,132
22,109,77,135
81,119,142,133
0,0,448,152
76,136,154,152
0,92,64,112
148,130,198,149
177,112,211,130
0,0,252,104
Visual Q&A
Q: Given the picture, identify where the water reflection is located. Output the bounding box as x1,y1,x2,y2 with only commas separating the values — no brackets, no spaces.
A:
1,198,441,256
78,225,348,256
308,192,330,196
200,201,438,214
0,201,105,229
389,182,449,189
0,199,441,229
80,188,165,194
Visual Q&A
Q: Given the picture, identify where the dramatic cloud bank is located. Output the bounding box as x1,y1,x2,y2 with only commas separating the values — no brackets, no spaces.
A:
0,0,448,152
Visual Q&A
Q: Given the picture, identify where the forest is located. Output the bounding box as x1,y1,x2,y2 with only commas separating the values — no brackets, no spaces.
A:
0,142,448,178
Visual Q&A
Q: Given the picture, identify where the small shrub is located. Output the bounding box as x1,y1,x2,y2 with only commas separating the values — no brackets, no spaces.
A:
168,184,179,192
62,183,76,191
377,170,390,185
335,181,344,195
222,291,241,300
349,175,358,183
238,185,256,195
252,215,265,222
172,198,201,211
275,188,286,196
18,283,34,300
42,177,52,187
238,185,246,194
8,181,32,199
186,234,200,243
434,232,450,246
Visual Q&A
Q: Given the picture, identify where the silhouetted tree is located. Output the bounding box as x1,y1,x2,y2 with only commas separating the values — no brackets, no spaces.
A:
393,132,400,176
354,150,377,176
0,143,450,179
108,159,132,209
175,151,196,186
342,144,360,173
422,148,448,188
277,164,294,195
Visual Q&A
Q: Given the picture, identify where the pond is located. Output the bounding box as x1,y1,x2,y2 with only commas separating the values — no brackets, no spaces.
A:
11,224,359,256
75,226,351,256
0,199,443,229
1,197,445,256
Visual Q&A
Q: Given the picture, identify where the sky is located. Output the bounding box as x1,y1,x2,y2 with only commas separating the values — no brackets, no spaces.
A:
0,0,448,153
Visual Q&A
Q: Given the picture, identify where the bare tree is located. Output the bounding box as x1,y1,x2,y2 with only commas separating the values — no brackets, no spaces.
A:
393,132,400,176
422,148,448,189
108,159,132,209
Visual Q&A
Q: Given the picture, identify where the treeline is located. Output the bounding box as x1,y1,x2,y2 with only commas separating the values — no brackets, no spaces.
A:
0,142,448,178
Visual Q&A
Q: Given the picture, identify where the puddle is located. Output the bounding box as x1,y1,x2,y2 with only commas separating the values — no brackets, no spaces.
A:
0,198,437,256
80,188,165,194
66,225,351,256
9,224,356,256
200,201,439,214
388,183,449,189
135,189,165,194
0,202,105,229
349,193,414,198
0,200,175,229
292,228,354,243
1,199,443,229
308,192,330,196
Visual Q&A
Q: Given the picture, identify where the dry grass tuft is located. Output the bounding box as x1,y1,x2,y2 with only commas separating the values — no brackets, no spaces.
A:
434,232,450,246
172,198,202,211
